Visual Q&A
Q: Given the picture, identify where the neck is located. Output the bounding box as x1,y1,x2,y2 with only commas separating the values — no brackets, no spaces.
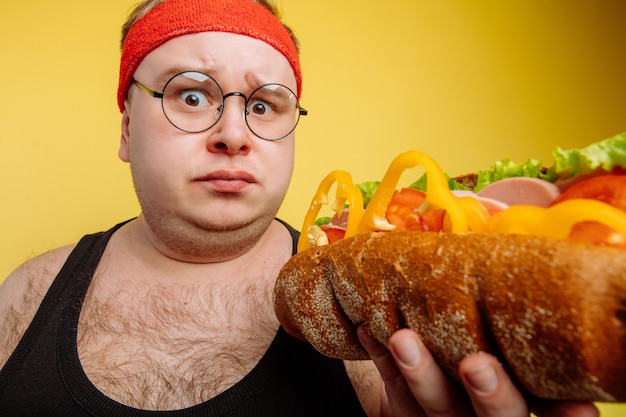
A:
108,216,292,287
133,213,278,264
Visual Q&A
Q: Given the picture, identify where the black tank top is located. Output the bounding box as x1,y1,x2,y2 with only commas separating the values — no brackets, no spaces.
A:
0,220,368,416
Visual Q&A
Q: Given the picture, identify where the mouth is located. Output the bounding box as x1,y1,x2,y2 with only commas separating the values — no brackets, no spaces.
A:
194,169,256,193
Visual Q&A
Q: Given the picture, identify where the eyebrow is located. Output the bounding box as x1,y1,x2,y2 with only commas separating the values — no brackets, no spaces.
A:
153,67,195,89
150,68,287,93
245,72,276,90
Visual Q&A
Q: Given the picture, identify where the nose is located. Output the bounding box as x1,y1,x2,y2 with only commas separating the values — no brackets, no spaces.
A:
205,93,251,155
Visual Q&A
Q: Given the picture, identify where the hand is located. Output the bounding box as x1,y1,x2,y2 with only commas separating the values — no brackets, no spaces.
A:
358,326,599,417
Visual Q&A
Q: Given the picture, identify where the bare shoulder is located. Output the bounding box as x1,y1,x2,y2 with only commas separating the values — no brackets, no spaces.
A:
0,244,76,304
344,359,385,417
0,244,76,368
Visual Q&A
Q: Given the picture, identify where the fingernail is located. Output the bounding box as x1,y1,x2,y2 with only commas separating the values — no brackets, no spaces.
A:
392,335,421,367
466,365,498,395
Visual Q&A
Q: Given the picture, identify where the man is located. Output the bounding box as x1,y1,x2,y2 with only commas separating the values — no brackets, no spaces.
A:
0,0,599,415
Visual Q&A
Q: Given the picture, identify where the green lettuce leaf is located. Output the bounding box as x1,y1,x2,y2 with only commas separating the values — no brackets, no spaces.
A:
356,181,380,207
408,174,471,192
354,174,469,208
314,216,331,226
542,132,626,181
471,132,626,190
313,181,380,225
315,131,626,224
473,158,544,192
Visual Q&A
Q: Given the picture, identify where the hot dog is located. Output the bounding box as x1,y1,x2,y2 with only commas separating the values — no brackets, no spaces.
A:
273,132,626,402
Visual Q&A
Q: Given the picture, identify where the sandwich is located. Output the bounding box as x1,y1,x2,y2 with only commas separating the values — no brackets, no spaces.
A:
274,132,626,402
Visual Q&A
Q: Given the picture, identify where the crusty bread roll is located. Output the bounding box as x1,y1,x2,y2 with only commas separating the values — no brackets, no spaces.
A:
273,231,626,401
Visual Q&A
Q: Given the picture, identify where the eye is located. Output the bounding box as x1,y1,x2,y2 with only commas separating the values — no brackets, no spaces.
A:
180,90,210,107
249,99,271,116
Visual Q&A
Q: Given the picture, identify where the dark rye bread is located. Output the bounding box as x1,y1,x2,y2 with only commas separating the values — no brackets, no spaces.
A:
451,172,478,189
273,231,626,401
450,166,551,191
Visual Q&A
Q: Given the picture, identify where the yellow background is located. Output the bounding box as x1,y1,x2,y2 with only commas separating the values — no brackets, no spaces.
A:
0,1,625,413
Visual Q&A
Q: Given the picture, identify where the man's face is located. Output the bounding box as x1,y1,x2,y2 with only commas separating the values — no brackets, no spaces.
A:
119,32,297,247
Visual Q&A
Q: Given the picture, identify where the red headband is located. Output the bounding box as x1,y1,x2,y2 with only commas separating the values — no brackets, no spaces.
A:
117,0,302,112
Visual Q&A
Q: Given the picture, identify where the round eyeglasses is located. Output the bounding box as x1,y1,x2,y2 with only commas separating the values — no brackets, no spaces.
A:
132,71,307,141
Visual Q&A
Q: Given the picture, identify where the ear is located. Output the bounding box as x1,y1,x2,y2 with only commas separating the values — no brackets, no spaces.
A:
118,103,131,162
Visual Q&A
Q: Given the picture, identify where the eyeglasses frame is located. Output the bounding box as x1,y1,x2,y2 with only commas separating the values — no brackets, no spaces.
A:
132,71,307,141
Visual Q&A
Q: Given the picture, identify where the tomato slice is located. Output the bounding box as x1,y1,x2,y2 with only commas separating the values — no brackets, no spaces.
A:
568,221,626,249
385,188,445,232
321,225,346,244
386,188,425,231
422,209,446,232
552,174,626,211
551,174,626,247
389,187,427,208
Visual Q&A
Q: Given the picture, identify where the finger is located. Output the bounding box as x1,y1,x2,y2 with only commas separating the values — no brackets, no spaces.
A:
387,329,476,417
357,326,423,416
362,327,478,417
458,352,528,417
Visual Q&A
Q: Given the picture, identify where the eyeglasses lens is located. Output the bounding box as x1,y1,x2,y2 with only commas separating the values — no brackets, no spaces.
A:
161,71,303,140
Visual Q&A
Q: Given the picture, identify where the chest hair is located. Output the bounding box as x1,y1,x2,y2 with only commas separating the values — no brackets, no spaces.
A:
77,274,279,410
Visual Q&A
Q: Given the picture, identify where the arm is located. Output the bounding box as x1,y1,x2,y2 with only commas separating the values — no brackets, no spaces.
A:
0,245,74,368
358,327,600,417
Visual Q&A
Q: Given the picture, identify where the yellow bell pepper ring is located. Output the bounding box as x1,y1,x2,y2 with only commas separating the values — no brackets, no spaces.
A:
456,196,491,233
298,170,364,252
486,198,626,239
299,150,626,251
358,150,476,234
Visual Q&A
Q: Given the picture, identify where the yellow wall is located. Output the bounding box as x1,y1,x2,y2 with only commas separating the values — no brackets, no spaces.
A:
1,1,625,413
